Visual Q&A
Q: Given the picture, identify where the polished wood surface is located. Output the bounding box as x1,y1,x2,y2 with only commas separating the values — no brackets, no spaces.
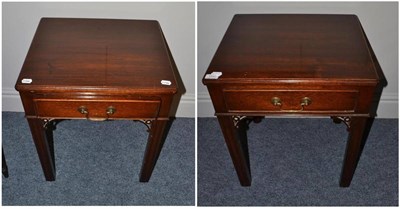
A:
15,18,179,182
223,89,358,113
34,99,160,119
204,14,378,84
16,18,177,93
203,14,381,187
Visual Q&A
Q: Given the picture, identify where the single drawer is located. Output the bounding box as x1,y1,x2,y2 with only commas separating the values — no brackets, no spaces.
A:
34,99,160,119
223,89,359,113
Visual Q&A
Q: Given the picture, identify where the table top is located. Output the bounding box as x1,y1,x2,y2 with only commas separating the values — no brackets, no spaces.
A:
204,14,379,85
16,18,178,93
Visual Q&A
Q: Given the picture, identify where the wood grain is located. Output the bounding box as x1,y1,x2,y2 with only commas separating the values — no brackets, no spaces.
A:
15,18,180,182
204,14,379,85
203,14,382,187
16,18,178,93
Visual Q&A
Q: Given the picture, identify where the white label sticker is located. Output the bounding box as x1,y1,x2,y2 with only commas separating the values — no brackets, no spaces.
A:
204,71,222,79
21,78,32,84
211,71,222,77
161,80,172,85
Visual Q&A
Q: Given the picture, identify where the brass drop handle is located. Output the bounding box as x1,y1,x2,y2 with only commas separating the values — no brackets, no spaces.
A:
77,106,88,114
300,97,312,107
77,106,116,121
270,97,312,112
271,97,282,106
106,106,116,115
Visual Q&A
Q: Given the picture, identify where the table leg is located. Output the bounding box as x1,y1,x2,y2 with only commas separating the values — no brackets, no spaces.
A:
2,148,9,178
217,116,252,186
340,116,368,187
27,118,56,181
139,119,168,182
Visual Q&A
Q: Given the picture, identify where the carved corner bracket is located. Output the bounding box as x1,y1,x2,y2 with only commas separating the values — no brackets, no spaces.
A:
331,116,351,131
135,120,153,132
232,116,247,128
231,116,265,129
43,119,57,130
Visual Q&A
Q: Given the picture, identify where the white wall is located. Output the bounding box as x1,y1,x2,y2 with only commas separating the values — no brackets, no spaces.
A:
2,2,195,117
198,2,398,118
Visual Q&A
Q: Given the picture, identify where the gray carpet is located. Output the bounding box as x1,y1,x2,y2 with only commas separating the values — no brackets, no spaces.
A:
2,112,195,205
198,117,398,206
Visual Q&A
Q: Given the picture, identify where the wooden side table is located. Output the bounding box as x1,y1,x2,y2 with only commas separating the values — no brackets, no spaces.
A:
203,14,382,187
15,18,179,182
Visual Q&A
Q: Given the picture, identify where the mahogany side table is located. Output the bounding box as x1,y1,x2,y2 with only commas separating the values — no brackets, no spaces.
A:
203,14,381,187
15,18,179,182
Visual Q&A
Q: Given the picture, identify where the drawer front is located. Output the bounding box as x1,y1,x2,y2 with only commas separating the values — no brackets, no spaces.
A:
34,99,160,119
223,90,358,113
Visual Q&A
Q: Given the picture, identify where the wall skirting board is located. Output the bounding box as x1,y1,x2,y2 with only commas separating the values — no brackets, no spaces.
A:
2,88,195,118
197,92,398,118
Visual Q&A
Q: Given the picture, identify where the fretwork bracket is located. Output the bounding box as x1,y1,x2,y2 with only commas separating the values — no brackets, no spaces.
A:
43,119,57,130
135,120,153,132
331,116,351,131
232,116,247,128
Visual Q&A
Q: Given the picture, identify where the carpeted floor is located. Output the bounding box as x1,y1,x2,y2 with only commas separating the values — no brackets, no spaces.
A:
2,112,195,205
197,117,398,206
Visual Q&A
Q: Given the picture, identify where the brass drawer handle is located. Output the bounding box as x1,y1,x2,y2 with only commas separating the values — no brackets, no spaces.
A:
106,106,116,115
77,106,88,115
77,106,116,121
300,97,312,106
271,97,282,106
271,97,312,112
